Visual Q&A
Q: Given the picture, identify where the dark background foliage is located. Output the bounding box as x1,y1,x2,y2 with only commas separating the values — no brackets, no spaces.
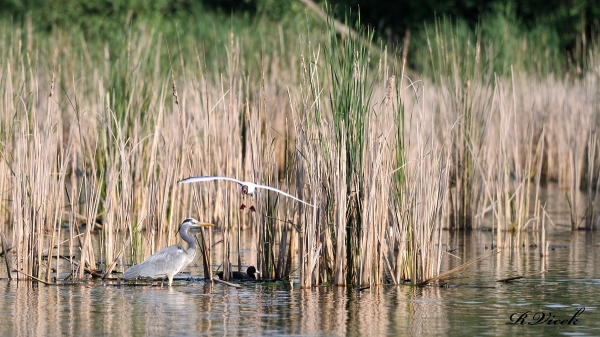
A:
1,0,597,71
2,0,597,39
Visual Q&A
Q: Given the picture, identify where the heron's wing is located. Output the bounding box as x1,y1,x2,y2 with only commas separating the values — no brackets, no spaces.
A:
178,176,243,186
254,184,316,208
123,245,191,280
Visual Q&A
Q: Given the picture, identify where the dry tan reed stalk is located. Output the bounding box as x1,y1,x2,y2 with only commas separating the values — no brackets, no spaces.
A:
16,270,52,285
102,236,131,279
0,228,11,279
78,175,101,278
357,85,398,285
213,278,242,288
540,210,547,257
46,142,70,282
271,202,296,279
334,128,347,286
418,249,498,286
222,222,231,281
199,228,213,280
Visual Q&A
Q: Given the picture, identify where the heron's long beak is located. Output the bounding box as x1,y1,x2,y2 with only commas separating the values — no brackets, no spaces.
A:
194,222,214,228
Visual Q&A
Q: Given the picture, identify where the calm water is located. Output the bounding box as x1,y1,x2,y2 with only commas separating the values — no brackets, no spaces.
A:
0,230,598,336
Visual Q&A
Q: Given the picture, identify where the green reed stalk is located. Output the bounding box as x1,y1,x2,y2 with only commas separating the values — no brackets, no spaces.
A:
325,15,378,285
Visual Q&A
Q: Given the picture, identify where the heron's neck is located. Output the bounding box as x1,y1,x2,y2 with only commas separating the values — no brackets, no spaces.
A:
182,230,198,256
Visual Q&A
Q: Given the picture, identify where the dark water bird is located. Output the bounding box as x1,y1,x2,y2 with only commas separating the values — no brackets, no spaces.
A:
123,218,213,286
178,176,316,211
216,266,259,280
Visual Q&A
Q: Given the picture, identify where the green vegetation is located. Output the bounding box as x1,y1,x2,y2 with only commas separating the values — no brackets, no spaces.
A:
1,0,596,77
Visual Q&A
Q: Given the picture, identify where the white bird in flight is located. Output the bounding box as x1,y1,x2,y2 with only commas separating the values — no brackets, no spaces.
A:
178,176,316,211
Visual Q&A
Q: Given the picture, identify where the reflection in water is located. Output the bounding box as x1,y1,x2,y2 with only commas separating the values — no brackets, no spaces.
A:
0,231,599,336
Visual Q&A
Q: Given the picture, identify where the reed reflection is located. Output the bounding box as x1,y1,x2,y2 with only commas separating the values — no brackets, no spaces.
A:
0,231,597,336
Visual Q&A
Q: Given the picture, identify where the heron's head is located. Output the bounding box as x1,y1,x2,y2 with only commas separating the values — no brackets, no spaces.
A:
180,218,214,231
241,185,249,195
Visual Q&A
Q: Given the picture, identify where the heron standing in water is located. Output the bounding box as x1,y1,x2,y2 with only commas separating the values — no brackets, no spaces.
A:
178,176,316,211
123,218,213,286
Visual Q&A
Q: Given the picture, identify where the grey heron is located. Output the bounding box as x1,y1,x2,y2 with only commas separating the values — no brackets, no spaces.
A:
178,176,316,211
123,217,213,286
216,266,260,280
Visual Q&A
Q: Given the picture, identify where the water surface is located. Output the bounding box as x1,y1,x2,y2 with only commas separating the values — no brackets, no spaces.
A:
0,230,598,336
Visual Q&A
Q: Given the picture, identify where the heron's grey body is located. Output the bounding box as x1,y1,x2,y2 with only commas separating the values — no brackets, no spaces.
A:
123,218,212,286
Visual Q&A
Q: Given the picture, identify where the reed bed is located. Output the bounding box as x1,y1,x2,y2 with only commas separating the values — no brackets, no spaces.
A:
0,11,598,286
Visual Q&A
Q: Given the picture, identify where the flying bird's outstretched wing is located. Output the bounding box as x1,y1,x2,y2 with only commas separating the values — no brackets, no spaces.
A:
253,183,316,208
178,176,244,186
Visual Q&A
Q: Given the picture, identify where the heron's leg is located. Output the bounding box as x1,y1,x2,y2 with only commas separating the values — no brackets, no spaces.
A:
240,204,247,210
250,206,256,212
